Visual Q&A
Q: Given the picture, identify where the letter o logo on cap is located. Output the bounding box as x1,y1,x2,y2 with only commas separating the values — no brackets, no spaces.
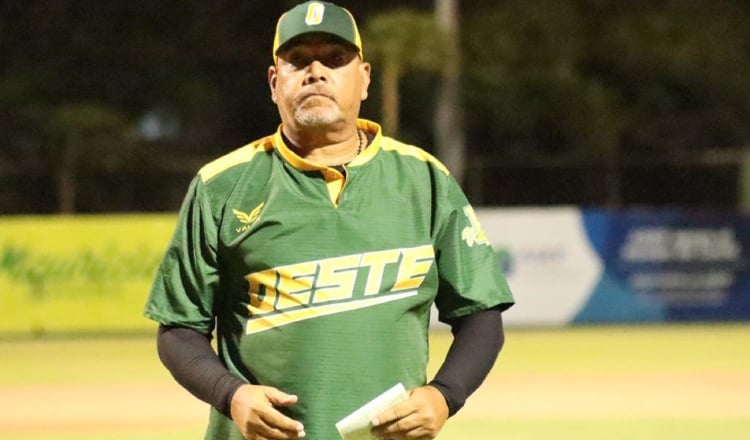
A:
305,2,325,25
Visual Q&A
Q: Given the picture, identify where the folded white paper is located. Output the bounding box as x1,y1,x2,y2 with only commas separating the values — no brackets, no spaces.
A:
335,383,409,440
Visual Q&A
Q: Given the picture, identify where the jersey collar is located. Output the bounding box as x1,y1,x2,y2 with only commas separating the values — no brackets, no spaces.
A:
273,119,383,171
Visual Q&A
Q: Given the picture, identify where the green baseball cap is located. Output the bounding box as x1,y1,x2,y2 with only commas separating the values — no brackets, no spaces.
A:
273,1,363,62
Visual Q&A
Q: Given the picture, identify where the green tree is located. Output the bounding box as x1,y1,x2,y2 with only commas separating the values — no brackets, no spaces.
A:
462,0,750,206
363,10,448,137
581,0,750,154
45,103,131,213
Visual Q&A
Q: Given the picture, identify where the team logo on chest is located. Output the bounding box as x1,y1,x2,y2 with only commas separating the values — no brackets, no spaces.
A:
233,202,264,233
244,244,435,334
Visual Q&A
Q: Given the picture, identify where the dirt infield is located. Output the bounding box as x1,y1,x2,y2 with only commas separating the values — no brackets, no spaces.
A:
2,326,748,437
0,381,205,434
3,369,748,435
459,369,750,420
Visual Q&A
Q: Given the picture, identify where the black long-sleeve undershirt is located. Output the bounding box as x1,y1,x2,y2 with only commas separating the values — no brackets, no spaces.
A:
157,325,245,418
428,306,504,415
156,306,504,419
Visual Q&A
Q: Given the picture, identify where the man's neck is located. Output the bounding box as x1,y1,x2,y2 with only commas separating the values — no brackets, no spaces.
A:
283,126,362,166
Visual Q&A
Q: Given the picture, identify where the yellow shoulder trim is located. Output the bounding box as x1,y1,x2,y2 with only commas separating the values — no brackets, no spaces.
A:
198,137,274,182
379,138,451,176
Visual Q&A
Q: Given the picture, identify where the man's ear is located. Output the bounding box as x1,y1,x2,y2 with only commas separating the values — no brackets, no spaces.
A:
268,65,278,103
359,61,371,101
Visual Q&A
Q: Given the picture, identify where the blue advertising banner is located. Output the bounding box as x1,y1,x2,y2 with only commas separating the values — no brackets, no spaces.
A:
577,209,750,323
473,208,750,326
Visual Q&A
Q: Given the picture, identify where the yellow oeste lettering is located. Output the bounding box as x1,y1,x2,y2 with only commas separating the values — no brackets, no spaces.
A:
246,269,278,314
312,254,361,303
392,245,435,292
360,249,401,296
274,261,317,310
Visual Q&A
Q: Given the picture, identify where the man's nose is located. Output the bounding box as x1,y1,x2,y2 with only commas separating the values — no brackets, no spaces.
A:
304,60,328,84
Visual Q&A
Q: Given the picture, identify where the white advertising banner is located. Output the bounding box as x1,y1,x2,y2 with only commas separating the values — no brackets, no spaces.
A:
476,207,602,326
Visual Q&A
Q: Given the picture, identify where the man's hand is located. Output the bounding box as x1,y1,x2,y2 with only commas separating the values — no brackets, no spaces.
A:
230,384,306,440
370,385,449,440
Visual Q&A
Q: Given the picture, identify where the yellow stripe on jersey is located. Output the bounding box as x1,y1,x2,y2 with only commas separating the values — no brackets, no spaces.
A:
379,138,451,176
198,138,274,182
246,291,418,335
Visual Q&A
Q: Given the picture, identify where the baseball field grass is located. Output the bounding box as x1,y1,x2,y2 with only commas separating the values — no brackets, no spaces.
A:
1,323,749,439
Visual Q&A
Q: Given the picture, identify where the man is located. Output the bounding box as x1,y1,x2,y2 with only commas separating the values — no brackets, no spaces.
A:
144,2,514,439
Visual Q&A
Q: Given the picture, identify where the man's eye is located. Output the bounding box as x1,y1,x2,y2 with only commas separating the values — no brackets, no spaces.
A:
290,55,308,67
326,54,347,68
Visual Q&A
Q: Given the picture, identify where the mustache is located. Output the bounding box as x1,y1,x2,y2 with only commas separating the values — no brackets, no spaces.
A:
295,87,336,105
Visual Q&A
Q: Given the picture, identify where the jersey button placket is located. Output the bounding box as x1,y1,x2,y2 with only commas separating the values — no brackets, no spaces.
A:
321,168,345,206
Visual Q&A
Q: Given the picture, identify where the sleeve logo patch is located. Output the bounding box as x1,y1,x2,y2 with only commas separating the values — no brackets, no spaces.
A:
461,205,490,247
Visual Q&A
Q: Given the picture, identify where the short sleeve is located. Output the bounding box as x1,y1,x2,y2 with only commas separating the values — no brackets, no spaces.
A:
143,176,220,334
433,178,514,322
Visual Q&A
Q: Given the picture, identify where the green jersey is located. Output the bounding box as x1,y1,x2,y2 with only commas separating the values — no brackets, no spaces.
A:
144,119,514,440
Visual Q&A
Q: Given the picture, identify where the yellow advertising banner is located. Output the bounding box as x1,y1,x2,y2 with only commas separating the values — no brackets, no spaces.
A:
0,214,176,335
